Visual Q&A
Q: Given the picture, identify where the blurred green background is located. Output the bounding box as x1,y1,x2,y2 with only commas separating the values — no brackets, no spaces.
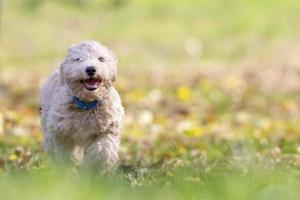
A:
1,0,300,199
2,0,300,71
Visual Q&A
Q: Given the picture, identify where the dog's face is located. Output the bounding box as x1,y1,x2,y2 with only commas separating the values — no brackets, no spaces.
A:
60,40,117,101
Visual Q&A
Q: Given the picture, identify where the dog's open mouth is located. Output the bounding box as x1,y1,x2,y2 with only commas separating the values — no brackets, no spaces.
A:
80,78,101,91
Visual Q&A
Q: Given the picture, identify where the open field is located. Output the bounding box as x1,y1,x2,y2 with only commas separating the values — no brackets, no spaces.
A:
1,0,300,199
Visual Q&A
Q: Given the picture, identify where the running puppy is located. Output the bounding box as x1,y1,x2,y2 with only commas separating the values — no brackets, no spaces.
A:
40,40,124,170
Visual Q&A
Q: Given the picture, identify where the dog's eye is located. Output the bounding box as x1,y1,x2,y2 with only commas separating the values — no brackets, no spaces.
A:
74,58,80,62
98,57,105,62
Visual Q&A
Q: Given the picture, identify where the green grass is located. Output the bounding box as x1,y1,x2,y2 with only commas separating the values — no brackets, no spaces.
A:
1,0,300,199
1,164,300,200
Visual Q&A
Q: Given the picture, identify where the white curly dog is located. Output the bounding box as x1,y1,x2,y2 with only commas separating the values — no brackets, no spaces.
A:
40,40,124,170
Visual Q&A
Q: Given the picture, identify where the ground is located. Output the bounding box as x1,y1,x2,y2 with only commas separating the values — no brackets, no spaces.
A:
1,0,300,199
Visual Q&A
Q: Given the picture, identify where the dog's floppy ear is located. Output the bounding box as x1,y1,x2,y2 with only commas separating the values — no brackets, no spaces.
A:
109,49,118,82
59,62,67,85
110,49,118,63
59,45,75,85
111,74,116,82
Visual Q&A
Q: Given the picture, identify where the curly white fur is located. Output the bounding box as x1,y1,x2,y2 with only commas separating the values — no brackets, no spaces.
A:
40,40,124,170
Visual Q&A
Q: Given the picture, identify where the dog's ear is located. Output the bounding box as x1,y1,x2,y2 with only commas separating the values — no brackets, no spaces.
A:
109,49,118,64
59,45,75,85
59,62,67,85
111,74,116,83
109,49,118,83
109,66,117,83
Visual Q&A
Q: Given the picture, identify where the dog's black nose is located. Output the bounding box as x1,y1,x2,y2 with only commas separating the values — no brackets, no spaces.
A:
85,66,96,76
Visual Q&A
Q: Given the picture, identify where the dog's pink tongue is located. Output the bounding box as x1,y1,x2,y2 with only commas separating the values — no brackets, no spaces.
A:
84,79,100,90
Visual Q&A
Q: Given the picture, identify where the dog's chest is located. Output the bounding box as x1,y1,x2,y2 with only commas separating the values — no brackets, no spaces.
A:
51,106,113,141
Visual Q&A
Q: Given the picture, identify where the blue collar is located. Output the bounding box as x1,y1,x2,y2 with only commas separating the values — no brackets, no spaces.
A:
72,96,103,110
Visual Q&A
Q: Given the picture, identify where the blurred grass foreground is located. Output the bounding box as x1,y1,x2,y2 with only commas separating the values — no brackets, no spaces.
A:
2,0,300,199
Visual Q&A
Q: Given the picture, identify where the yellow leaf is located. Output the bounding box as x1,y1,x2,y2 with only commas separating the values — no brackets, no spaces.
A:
33,131,42,142
128,89,145,102
9,154,17,161
178,146,187,154
185,126,204,137
176,86,192,102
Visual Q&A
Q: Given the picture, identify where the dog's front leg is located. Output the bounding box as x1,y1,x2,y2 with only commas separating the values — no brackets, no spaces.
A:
84,133,120,171
44,135,74,164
